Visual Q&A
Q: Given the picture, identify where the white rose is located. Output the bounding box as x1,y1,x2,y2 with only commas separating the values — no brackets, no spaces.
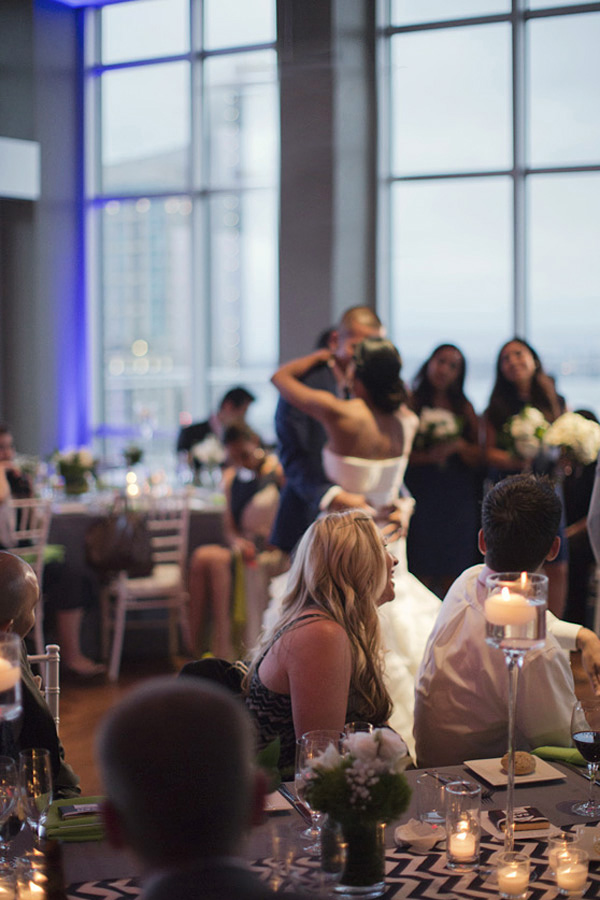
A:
375,729,410,771
312,742,342,771
345,732,378,762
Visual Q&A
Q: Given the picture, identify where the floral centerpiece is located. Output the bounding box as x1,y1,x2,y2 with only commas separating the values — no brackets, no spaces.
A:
413,407,463,451
305,729,411,894
53,448,96,495
501,406,549,460
542,412,600,466
123,444,143,468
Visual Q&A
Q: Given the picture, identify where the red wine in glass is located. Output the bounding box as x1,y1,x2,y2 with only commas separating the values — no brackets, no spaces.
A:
572,731,600,764
571,701,600,817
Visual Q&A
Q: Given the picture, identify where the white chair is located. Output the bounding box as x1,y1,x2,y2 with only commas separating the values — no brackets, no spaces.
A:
27,643,60,731
6,498,52,655
102,496,191,681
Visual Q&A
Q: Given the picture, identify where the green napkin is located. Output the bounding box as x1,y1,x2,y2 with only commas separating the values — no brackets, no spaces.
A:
532,746,586,766
46,796,105,843
20,545,66,567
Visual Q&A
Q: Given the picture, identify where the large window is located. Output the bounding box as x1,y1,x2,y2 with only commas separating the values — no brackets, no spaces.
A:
379,2,600,413
85,0,279,461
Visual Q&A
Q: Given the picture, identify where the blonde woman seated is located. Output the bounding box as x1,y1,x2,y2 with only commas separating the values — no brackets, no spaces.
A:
187,425,288,660
243,509,400,773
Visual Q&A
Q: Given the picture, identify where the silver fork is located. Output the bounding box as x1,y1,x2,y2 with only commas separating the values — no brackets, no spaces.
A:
481,787,496,805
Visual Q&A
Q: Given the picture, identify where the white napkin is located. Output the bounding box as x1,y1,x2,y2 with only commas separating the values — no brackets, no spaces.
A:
395,818,446,852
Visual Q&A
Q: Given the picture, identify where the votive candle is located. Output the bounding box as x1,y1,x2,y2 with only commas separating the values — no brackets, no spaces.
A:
556,849,589,896
496,853,530,899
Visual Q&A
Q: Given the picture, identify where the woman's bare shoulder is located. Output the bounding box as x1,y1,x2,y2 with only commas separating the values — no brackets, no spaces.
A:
283,615,349,653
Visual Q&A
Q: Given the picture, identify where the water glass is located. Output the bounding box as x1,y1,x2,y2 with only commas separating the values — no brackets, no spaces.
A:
0,758,17,865
496,851,530,900
295,731,343,854
0,634,22,723
445,781,481,871
416,772,446,825
18,749,53,847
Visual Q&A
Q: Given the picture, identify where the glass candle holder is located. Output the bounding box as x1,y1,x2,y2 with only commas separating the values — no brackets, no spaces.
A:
548,833,580,877
555,848,589,897
496,851,530,900
445,781,481,871
416,772,446,825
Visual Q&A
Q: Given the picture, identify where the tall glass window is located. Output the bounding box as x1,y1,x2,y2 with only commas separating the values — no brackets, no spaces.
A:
380,2,600,413
86,0,279,461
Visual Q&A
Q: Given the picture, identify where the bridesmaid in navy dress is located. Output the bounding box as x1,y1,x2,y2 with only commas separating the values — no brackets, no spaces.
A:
405,344,482,598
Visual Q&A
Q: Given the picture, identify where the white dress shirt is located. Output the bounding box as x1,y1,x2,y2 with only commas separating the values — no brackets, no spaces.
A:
413,564,577,768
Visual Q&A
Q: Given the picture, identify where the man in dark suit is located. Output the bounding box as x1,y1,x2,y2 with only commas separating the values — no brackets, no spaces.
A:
270,306,384,553
176,386,256,462
97,677,304,900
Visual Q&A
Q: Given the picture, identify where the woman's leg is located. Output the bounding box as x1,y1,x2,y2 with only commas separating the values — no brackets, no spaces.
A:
188,545,233,658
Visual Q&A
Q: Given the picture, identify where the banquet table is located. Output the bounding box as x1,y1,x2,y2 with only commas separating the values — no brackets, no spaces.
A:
59,763,600,899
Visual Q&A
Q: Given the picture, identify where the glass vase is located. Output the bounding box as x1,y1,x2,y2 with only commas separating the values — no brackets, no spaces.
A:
332,820,386,897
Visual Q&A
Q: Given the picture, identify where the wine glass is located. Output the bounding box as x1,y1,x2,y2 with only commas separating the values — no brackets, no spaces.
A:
571,699,600,817
0,758,17,864
295,730,343,854
18,749,53,847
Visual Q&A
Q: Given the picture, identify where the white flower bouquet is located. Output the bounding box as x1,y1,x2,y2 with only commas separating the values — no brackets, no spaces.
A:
413,407,463,451
542,412,600,466
502,406,549,460
304,729,411,826
53,447,96,495
191,434,225,467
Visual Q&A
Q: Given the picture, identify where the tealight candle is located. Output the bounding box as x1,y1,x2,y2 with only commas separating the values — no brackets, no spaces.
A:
556,849,589,896
448,831,476,860
485,587,536,627
496,852,530,899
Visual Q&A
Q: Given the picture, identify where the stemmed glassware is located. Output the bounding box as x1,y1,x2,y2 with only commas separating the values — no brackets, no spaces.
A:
485,572,547,852
18,749,53,848
0,757,17,864
570,699,600,818
295,730,343,854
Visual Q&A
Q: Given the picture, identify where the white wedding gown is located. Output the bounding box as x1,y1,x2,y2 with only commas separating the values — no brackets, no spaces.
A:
264,443,442,759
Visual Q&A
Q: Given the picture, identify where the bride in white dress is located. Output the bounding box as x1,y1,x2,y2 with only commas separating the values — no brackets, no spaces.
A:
268,338,441,757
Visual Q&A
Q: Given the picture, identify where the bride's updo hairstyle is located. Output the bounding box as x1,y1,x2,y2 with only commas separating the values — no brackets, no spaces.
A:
243,510,392,725
353,338,408,413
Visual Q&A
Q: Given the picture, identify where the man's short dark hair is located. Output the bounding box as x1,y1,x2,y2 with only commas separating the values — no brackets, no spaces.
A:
482,474,561,572
219,386,255,410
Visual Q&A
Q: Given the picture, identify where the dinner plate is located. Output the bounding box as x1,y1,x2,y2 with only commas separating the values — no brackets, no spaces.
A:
464,756,565,786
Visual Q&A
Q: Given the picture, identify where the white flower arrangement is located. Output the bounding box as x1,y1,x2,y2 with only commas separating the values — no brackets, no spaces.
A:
503,406,549,460
413,407,462,451
304,729,411,826
191,434,226,467
542,412,600,466
54,447,95,470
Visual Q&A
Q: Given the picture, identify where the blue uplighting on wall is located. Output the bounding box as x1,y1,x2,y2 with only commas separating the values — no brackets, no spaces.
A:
49,0,130,8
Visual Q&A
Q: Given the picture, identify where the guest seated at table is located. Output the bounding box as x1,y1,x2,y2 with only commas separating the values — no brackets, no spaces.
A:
97,676,306,900
0,423,105,679
243,509,399,774
176,386,256,476
187,424,288,660
0,552,80,797
414,474,600,768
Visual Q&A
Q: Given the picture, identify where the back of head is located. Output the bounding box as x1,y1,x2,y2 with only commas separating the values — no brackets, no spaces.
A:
338,306,382,334
96,677,254,867
353,338,407,413
0,551,38,630
482,475,561,572
219,386,256,411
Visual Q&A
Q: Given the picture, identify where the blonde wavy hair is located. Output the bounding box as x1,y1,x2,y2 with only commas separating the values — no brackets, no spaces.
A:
244,510,392,724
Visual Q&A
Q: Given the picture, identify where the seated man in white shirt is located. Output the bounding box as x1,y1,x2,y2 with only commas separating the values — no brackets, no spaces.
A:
414,474,600,768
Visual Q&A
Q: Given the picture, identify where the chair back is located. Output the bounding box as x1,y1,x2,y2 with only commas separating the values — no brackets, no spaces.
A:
143,495,190,570
6,498,52,654
27,643,60,731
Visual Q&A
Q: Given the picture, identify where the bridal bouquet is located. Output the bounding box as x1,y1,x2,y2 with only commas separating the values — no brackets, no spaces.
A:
191,434,225,468
502,406,549,460
413,407,463,451
542,412,600,466
304,729,411,826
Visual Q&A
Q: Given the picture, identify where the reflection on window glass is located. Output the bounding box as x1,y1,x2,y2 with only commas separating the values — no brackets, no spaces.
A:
204,51,278,188
529,173,600,413
204,0,276,49
101,197,193,458
528,13,600,168
208,190,278,370
391,0,509,25
391,25,511,176
101,0,189,65
101,62,190,194
390,178,512,410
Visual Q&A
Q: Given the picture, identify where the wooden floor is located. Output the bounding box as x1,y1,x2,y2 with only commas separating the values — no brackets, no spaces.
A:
57,650,594,798
58,655,189,796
